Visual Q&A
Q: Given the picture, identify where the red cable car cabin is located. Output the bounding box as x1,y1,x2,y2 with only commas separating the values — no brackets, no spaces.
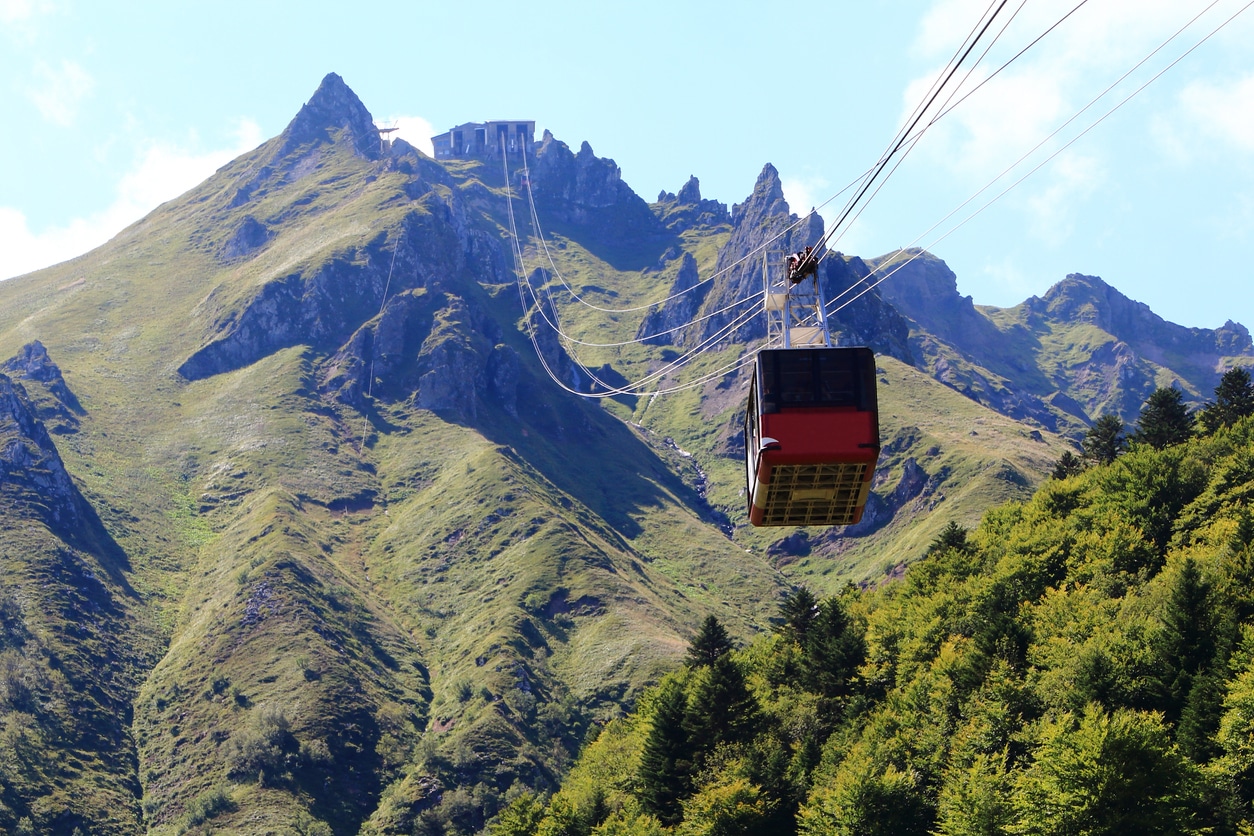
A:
744,346,880,526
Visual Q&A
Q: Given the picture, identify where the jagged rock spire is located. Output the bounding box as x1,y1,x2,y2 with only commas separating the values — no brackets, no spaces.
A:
677,175,702,205
277,72,381,160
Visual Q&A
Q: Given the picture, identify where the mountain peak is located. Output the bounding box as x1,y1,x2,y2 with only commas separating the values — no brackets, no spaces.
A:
277,72,381,160
732,164,787,223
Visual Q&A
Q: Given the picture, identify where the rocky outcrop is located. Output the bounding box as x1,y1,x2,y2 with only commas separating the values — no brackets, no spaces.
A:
1030,273,1253,358
814,457,942,545
277,72,382,162
229,72,383,208
182,183,504,382
220,215,271,260
636,252,709,346
320,286,529,424
528,132,665,239
2,340,84,432
653,176,731,229
686,164,824,346
0,373,85,530
821,254,913,364
871,255,1253,428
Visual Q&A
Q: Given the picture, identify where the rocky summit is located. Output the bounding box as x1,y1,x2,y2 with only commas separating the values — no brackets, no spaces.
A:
0,73,1250,835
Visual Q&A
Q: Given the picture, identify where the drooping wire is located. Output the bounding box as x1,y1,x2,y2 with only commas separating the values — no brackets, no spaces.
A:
354,226,405,454
512,140,819,322
823,0,1246,321
809,0,1016,268
502,0,1042,397
505,1,1249,400
504,144,770,398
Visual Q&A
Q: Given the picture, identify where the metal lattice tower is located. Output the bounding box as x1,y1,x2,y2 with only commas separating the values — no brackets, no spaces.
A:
762,251,833,349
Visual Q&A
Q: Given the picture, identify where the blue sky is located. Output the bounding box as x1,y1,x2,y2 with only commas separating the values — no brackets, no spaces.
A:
3,0,1253,332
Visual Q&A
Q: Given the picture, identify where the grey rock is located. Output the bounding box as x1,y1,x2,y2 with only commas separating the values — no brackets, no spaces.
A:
2,340,84,431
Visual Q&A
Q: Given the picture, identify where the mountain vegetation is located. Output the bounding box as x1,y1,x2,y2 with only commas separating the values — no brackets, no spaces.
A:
0,72,1251,834
495,401,1254,836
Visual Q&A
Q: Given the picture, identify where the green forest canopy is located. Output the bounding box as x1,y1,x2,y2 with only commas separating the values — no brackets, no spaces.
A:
492,389,1254,836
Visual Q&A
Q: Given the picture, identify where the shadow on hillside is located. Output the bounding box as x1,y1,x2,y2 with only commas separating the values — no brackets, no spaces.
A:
61,489,139,598
475,385,722,541
541,218,683,274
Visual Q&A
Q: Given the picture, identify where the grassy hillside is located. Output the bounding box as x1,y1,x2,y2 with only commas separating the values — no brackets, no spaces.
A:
0,85,787,833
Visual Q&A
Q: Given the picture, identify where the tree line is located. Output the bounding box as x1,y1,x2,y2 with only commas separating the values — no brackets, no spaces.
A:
1055,366,1254,478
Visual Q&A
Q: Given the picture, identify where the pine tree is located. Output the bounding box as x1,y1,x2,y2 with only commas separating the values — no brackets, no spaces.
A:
636,679,693,826
778,587,818,645
1051,450,1085,480
1200,366,1254,433
802,596,865,702
1132,387,1194,450
928,521,969,555
1155,557,1216,725
1082,413,1126,464
686,615,733,668
686,654,760,756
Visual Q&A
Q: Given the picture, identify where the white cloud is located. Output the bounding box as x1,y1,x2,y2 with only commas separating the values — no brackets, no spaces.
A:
27,59,94,126
1178,73,1254,154
386,115,436,157
0,119,264,280
781,174,829,218
1024,150,1103,246
908,0,1249,181
0,0,53,27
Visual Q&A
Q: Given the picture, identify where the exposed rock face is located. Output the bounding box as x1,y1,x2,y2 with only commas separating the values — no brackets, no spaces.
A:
0,373,85,530
636,252,709,346
687,164,824,346
653,176,731,229
229,72,385,207
278,71,382,162
2,340,84,432
528,132,665,238
220,214,271,260
180,82,597,437
873,254,1254,428
1030,273,1253,357
319,284,528,424
821,254,913,364
181,187,505,383
813,456,941,547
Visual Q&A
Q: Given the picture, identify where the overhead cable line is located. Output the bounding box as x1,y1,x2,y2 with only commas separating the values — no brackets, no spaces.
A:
825,0,1252,322
809,0,1014,266
504,145,768,398
353,226,405,454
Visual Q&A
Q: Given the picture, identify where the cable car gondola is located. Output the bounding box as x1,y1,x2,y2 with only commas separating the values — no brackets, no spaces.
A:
744,346,879,526
743,250,880,527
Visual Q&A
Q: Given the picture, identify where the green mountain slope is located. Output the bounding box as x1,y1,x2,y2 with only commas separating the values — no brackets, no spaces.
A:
871,248,1254,431
0,74,785,834
0,71,1245,834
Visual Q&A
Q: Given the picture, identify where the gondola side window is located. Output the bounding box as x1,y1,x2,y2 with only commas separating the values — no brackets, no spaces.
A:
745,380,761,454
